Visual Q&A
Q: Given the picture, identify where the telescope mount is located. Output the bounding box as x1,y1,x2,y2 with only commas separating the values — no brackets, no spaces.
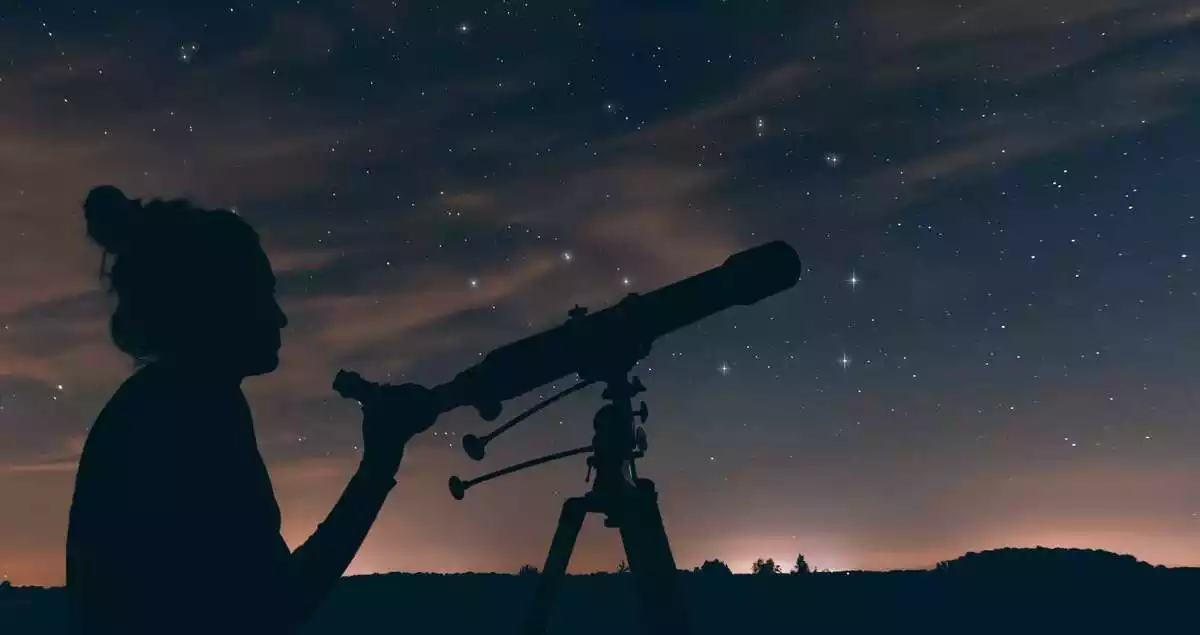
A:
449,326,691,635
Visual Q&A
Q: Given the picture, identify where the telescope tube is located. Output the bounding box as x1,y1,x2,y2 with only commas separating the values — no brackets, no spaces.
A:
335,241,801,420
442,240,802,418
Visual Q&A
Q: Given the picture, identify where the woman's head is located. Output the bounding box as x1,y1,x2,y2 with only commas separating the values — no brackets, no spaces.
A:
83,185,287,378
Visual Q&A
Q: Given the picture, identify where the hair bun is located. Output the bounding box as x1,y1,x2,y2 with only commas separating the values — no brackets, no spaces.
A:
84,185,143,254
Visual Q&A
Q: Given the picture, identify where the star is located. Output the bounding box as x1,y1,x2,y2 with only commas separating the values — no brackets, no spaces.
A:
561,250,573,262
847,272,860,290
824,152,842,167
718,362,731,376
468,277,479,289
839,354,851,369
457,23,471,34
178,42,198,64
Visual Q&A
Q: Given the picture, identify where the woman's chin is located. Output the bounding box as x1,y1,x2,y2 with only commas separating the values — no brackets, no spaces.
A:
244,351,280,376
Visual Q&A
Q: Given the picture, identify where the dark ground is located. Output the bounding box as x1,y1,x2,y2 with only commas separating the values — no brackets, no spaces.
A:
3,548,1196,634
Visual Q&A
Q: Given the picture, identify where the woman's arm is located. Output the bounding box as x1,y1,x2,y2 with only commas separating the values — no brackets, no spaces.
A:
278,459,400,629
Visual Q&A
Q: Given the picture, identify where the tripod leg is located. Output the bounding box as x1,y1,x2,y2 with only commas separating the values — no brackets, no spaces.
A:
614,477,691,633
618,479,690,635
522,496,590,635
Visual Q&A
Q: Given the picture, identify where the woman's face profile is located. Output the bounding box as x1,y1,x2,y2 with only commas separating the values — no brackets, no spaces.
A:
198,243,288,378
242,247,289,376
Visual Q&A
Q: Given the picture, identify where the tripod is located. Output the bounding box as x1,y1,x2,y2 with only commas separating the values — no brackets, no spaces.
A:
446,370,691,635
521,373,690,635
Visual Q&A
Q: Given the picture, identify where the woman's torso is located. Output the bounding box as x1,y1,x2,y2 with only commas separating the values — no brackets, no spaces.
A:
65,363,284,633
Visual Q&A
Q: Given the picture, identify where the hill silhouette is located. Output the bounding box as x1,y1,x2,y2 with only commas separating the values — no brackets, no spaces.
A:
3,547,1196,634
935,546,1157,576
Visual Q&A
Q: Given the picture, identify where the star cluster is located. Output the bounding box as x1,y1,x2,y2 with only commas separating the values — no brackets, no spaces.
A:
1,0,1199,585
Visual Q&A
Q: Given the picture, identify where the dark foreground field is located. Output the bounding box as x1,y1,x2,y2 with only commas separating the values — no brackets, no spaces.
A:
3,548,1196,634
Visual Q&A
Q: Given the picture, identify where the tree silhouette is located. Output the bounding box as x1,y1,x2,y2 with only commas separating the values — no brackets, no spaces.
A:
752,558,782,576
518,564,540,576
791,553,811,575
697,559,733,576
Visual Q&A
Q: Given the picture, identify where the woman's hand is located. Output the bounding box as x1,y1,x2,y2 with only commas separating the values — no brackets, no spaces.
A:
358,383,441,477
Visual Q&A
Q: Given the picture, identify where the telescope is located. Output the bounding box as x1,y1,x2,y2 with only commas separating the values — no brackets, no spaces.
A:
334,240,801,635
334,240,801,426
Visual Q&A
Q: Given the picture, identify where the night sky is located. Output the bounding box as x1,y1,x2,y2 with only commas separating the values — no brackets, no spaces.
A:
2,0,1200,587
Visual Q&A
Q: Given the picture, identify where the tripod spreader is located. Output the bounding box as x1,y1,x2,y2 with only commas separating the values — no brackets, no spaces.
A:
460,379,597,461
448,445,594,500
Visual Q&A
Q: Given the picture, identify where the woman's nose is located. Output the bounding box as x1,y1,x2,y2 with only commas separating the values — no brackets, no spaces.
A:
275,303,288,329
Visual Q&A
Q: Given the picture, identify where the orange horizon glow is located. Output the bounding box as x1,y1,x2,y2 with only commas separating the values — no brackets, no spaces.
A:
4,534,1194,589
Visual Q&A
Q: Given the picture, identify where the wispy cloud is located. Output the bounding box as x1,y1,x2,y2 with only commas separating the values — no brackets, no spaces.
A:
0,435,86,475
0,460,78,474
233,9,342,68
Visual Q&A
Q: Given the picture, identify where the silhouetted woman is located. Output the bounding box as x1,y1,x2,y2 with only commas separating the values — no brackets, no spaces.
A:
66,186,440,634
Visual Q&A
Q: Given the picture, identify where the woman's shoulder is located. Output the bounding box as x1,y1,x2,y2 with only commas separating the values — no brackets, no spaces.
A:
84,365,250,481
96,364,242,437
76,368,186,494
101,365,184,419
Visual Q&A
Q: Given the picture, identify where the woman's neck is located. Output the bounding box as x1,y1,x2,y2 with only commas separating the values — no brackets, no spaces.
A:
146,357,245,388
